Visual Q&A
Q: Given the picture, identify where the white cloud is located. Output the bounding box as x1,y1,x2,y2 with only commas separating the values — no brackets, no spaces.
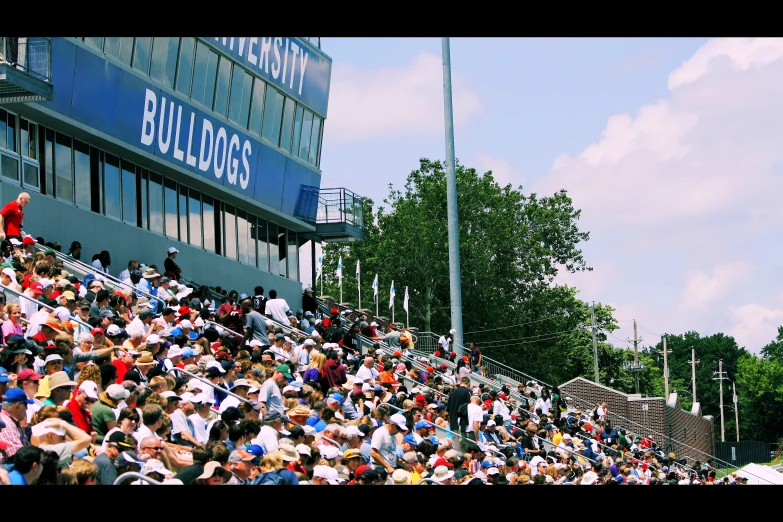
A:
554,261,617,301
326,53,483,142
676,262,754,312
534,38,783,352
728,304,783,353
473,154,525,187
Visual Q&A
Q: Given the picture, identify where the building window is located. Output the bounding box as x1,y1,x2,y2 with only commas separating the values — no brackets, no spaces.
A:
237,210,249,265
213,57,232,116
117,37,135,66
267,222,278,274
103,153,121,219
175,37,196,97
164,178,178,239
73,140,91,209
148,172,164,235
149,37,179,90
20,119,37,160
188,189,202,248
139,168,147,230
191,41,219,110
256,218,269,271
309,116,322,166
54,134,73,202
178,186,188,243
202,195,215,253
89,147,101,213
248,78,266,136
287,229,298,281
2,109,16,153
228,66,253,128
133,37,152,75
279,98,295,152
44,128,54,194
291,105,304,155
298,109,313,161
103,37,121,60
276,226,287,277
121,160,136,225
223,204,237,260
261,86,282,144
84,37,104,50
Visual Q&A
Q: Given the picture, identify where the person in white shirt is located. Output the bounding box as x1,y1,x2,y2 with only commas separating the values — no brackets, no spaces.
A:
466,395,484,443
218,379,251,413
493,393,512,429
355,356,379,384
437,329,455,352
264,289,292,325
251,413,289,454
187,394,214,445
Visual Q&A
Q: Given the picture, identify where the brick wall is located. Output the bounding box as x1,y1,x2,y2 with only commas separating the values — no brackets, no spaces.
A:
559,378,715,464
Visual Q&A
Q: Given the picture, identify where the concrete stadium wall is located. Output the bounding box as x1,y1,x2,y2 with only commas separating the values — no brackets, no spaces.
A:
0,182,306,310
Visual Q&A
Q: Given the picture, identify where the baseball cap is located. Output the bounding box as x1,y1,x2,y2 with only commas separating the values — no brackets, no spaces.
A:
78,380,99,400
16,368,43,382
3,388,33,404
390,413,409,431
276,364,293,379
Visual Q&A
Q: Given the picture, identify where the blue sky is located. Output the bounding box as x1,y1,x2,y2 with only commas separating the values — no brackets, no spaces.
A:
311,37,783,354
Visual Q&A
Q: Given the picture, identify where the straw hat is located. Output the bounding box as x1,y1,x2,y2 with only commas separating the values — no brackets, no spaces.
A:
197,461,231,482
431,465,455,483
392,469,412,485
48,371,78,390
278,444,299,462
287,404,311,418
136,351,158,365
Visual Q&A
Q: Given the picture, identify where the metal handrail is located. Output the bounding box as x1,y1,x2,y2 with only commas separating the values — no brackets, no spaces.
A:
417,478,443,485
1,283,92,331
113,471,162,485
0,37,51,82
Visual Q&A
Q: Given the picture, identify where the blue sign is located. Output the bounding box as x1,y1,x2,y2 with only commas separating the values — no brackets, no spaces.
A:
41,38,321,223
206,37,331,117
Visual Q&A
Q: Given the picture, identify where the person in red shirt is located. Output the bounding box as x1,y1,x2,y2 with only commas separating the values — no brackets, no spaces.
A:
66,380,99,437
0,192,30,240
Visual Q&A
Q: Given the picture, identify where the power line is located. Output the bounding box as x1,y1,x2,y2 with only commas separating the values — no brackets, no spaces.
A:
471,325,586,346
636,322,661,337
463,312,572,335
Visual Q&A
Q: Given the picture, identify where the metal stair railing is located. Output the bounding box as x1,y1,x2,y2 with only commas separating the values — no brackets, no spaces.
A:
113,471,162,485
2,284,92,331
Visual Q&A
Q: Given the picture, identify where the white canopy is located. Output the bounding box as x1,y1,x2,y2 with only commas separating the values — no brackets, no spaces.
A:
736,463,783,485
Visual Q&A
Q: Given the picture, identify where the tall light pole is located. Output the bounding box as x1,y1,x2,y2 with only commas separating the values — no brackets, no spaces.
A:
441,37,464,357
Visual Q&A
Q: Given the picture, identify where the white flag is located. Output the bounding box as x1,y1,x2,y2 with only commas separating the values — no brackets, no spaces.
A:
372,274,379,297
403,286,409,312
356,260,360,279
316,255,323,281
389,280,395,309
336,256,343,288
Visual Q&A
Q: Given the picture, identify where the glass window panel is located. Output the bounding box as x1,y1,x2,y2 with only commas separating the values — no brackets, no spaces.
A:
89,148,101,213
267,222,278,274
175,37,195,96
213,57,231,116
256,218,268,271
148,172,163,235
309,116,322,165
189,189,201,248
121,161,136,224
228,67,252,127
248,79,266,136
119,37,134,66
150,37,179,89
191,42,218,109
104,37,120,59
287,230,298,281
140,169,147,231
247,215,256,269
44,128,54,195
6,111,16,152
261,86,279,143
291,105,303,155
23,163,38,189
202,195,215,252
298,109,313,160
164,179,178,239
0,154,18,182
84,37,104,50
237,210,249,264
20,119,29,159
133,37,152,74
55,133,73,202
104,153,121,219
0,110,6,151
277,226,287,277
24,121,36,159
224,204,237,260
73,140,90,209
279,97,295,152
179,189,188,243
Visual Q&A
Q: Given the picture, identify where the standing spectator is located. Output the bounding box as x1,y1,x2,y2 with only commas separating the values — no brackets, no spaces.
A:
470,342,482,372
302,286,317,315
252,286,267,315
67,241,82,260
264,289,293,325
0,192,30,241
91,251,111,275
164,247,182,281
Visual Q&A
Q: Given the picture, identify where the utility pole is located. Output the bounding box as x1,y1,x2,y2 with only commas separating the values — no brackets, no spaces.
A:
661,335,672,402
733,381,740,442
591,302,599,384
441,37,465,358
633,320,638,364
691,348,699,404
713,359,727,442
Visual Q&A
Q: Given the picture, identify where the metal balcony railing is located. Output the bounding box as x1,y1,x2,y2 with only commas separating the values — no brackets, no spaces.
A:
0,37,51,82
316,187,364,229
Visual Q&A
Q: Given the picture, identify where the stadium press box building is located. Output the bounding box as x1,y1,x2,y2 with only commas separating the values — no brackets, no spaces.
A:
0,37,364,304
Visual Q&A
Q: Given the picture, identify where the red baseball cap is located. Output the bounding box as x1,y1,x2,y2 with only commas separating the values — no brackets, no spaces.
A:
434,458,453,468
415,395,427,403
354,464,373,477
439,364,447,370
178,306,192,316
30,281,43,294
91,328,105,336
22,236,37,245
499,393,507,399
17,368,43,381
330,308,339,314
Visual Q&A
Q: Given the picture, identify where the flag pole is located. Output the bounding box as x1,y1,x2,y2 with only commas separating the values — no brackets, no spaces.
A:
406,287,409,327
357,261,361,310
